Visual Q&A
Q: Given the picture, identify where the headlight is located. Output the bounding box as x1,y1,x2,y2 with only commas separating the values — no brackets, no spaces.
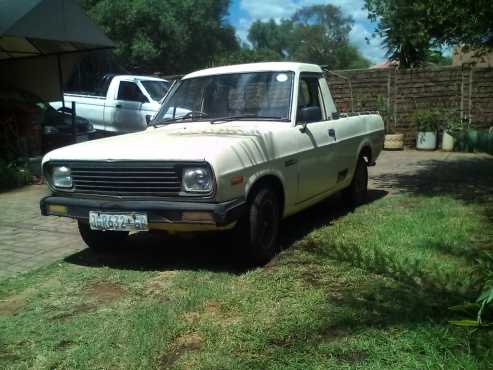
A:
182,167,212,193
52,166,72,188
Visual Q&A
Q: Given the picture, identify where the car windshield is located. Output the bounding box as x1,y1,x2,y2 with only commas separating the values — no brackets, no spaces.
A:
154,71,294,124
141,80,170,101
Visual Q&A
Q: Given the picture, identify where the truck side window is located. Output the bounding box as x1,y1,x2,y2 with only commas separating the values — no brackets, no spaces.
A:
117,81,147,102
298,77,324,121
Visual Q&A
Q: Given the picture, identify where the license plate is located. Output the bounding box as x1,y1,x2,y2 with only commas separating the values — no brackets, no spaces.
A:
89,211,148,231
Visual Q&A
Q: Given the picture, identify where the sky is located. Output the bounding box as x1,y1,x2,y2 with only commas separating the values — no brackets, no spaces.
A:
226,0,387,64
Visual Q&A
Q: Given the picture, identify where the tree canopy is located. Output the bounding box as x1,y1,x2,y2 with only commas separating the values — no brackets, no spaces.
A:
233,4,370,69
79,1,370,73
365,0,493,67
79,0,238,74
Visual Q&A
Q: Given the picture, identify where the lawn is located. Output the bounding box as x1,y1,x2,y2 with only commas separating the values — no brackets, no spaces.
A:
1,192,492,369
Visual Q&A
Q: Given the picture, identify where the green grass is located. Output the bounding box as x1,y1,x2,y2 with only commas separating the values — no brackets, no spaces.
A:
1,194,493,369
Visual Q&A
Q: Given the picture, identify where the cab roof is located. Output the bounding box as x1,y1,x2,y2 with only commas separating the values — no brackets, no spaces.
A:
183,62,323,79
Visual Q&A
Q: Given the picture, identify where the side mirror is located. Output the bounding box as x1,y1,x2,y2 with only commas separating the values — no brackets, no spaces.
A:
298,106,322,124
332,112,341,120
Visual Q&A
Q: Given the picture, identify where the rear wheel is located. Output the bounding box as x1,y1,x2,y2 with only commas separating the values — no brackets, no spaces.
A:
235,187,281,265
342,156,368,207
78,221,129,251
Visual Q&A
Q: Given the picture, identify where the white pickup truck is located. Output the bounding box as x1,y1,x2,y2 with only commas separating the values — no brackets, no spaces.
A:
41,62,384,264
51,75,170,133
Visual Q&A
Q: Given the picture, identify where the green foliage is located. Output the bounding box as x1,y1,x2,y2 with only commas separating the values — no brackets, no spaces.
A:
415,109,442,132
442,116,469,138
213,48,280,67
80,0,239,74
245,4,370,69
364,0,493,67
450,252,493,327
425,50,453,66
0,160,31,191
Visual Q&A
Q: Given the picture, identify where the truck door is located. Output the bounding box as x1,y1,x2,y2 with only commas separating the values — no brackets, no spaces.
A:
295,74,338,203
107,81,148,133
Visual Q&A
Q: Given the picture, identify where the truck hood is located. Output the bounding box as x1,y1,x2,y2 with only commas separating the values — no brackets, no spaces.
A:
43,121,288,166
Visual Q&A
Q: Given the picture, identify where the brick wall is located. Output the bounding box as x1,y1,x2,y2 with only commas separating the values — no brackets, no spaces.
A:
325,66,493,146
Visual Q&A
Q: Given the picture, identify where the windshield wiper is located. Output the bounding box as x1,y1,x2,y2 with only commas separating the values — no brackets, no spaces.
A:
153,111,208,127
210,114,285,124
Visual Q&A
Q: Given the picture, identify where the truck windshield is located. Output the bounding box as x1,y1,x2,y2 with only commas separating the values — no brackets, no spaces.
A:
141,80,170,101
154,71,294,123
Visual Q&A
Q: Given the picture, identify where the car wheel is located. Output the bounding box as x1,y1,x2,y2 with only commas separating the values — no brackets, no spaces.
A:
235,187,281,265
342,156,368,207
78,221,129,251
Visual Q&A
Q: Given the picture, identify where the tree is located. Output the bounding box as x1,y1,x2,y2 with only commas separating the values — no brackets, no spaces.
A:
364,0,493,67
247,19,293,57
80,0,239,74
246,4,370,69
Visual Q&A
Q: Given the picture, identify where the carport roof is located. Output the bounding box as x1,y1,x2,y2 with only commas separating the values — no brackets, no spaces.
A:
0,0,113,60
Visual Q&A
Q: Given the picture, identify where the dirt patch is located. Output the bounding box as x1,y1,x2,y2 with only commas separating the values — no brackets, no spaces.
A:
319,327,352,341
85,282,126,304
143,271,177,301
0,288,36,316
333,350,369,363
159,333,203,369
183,300,239,327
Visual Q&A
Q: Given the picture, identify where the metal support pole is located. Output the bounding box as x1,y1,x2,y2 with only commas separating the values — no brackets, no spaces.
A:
56,54,65,110
71,101,78,144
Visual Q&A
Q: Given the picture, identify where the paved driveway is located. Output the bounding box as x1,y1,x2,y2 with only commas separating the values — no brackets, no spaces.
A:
0,150,492,280
0,186,84,280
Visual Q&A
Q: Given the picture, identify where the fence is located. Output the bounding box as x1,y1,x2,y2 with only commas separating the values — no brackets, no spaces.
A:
325,66,493,146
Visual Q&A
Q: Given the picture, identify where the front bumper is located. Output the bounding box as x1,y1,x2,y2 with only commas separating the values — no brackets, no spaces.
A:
40,195,246,231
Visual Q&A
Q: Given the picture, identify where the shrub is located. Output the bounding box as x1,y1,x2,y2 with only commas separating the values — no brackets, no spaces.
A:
415,109,442,132
0,160,32,190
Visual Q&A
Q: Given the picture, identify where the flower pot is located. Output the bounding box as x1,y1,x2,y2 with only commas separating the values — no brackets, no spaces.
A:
441,131,454,151
416,131,437,150
384,133,404,150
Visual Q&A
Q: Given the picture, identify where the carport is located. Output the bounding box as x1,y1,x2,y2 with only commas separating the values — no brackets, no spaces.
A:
0,0,113,160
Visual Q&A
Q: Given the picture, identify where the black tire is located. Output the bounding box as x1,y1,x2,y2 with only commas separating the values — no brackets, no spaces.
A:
342,156,368,207
78,221,129,251
235,187,281,265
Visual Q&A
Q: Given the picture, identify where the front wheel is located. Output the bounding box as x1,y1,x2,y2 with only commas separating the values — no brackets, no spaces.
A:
234,188,281,265
342,156,368,207
78,221,129,251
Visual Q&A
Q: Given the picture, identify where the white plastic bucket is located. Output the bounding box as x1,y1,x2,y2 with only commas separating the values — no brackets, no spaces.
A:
442,131,454,151
416,131,437,150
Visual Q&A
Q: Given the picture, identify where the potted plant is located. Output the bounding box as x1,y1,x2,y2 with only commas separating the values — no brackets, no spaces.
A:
377,96,404,150
441,117,467,151
415,109,440,150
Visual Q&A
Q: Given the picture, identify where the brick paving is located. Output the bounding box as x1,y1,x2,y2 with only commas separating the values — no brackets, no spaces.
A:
0,185,84,280
0,150,491,280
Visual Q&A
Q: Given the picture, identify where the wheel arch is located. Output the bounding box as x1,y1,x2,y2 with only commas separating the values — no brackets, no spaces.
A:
358,140,373,165
245,172,286,217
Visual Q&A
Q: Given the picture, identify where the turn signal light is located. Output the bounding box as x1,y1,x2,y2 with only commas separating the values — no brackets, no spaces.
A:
47,204,68,215
181,212,215,223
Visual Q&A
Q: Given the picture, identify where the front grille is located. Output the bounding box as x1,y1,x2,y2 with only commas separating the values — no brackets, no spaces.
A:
70,161,183,197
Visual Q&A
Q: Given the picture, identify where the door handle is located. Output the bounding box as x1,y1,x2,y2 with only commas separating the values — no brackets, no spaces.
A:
328,128,336,141
115,104,122,109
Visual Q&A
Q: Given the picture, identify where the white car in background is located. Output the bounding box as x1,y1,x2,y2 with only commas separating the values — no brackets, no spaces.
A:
51,75,170,133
